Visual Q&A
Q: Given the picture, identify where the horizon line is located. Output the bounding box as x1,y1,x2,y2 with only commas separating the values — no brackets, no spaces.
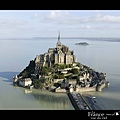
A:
0,36,120,40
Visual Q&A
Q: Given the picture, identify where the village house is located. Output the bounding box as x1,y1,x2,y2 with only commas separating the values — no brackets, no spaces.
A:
19,78,32,87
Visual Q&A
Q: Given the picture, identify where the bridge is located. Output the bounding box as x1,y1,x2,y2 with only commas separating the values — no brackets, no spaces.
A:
67,92,93,110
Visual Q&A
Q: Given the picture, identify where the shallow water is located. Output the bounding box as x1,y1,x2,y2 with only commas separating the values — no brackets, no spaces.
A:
0,75,74,110
0,37,120,110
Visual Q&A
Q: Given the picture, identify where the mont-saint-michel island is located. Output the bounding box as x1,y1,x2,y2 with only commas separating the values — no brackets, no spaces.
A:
13,33,109,110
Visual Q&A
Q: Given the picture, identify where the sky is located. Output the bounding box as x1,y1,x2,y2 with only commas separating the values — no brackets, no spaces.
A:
0,10,120,38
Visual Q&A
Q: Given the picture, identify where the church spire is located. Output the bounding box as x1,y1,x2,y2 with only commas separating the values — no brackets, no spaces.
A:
58,31,60,41
57,31,62,46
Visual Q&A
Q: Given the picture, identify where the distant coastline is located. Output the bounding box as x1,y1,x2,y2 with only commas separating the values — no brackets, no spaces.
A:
1,37,120,42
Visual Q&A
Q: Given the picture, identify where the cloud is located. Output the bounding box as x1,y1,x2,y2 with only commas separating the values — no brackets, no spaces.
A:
42,10,86,25
89,14,120,23
31,13,39,18
79,25,91,29
41,11,120,25
94,25,111,30
75,25,92,29
0,18,28,29
42,10,70,24
31,12,45,19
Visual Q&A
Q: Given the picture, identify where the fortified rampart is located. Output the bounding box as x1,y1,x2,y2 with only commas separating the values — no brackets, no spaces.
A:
76,87,96,92
96,82,106,91
69,81,109,93
55,88,67,93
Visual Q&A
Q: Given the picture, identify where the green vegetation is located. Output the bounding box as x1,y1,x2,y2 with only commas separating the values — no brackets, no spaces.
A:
52,63,72,70
52,74,65,79
76,62,82,67
54,82,61,88
71,68,79,74
18,60,96,90
41,66,51,75
33,79,45,89
18,60,35,78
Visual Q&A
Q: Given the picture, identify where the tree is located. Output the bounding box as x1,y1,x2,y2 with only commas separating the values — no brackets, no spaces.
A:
53,74,59,79
59,74,65,79
33,79,45,89
71,68,79,74
41,66,49,75
18,60,35,78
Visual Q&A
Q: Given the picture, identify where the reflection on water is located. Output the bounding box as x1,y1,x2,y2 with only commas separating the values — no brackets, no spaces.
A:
0,72,74,110
20,88,74,110
24,89,33,94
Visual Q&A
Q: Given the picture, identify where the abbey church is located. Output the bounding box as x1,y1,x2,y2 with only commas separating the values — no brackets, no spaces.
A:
35,32,77,74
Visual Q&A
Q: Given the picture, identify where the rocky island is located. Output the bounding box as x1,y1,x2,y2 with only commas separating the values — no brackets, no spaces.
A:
75,42,89,45
13,33,109,93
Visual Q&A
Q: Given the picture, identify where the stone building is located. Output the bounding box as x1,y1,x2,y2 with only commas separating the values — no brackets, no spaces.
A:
19,78,32,87
35,32,77,75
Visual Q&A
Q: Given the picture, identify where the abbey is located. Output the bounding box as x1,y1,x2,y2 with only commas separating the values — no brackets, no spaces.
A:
35,32,77,74
13,32,108,94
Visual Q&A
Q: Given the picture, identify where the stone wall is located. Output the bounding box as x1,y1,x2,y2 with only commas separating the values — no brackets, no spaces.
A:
55,88,66,93
96,83,106,91
53,79,64,83
76,87,96,92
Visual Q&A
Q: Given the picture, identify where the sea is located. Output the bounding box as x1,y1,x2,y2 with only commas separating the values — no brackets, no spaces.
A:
0,37,120,110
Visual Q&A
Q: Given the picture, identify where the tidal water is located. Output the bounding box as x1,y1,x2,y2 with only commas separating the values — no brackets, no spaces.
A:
0,37,120,110
0,73,74,110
